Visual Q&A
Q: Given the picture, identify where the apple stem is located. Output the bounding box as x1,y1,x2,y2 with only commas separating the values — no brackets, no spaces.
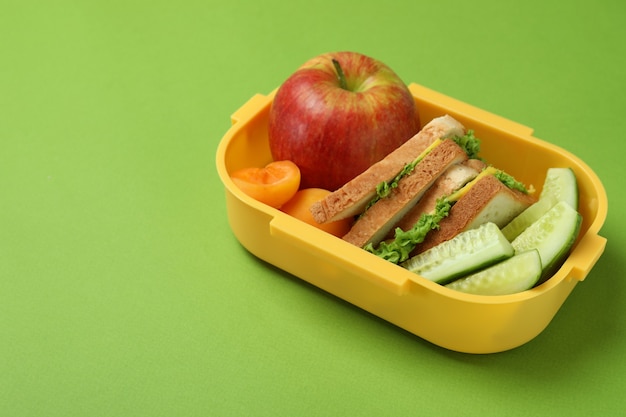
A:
332,58,348,90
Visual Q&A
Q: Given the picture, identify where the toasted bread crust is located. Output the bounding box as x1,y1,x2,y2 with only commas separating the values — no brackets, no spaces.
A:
411,175,536,255
342,139,469,248
309,115,466,224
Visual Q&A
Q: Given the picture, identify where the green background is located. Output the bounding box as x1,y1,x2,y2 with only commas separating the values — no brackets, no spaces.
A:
2,1,624,416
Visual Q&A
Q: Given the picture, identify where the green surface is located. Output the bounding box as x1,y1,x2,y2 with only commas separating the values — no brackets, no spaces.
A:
1,1,624,416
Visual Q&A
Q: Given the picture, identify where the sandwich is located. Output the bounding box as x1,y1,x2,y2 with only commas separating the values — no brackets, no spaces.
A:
309,115,467,224
386,158,487,238
341,137,469,248
408,166,536,256
309,114,536,264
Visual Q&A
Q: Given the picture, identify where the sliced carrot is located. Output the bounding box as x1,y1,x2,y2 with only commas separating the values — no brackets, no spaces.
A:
230,160,301,208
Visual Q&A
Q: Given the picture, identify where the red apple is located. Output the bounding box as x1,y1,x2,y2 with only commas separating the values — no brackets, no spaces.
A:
268,51,420,191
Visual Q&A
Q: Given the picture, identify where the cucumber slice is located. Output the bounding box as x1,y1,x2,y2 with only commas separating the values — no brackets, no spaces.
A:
445,249,542,295
511,200,582,282
401,222,514,285
501,195,557,241
539,167,578,209
501,167,578,241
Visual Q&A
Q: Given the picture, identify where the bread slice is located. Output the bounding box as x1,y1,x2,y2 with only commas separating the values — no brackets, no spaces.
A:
342,139,469,248
387,159,486,238
310,115,466,224
411,174,536,255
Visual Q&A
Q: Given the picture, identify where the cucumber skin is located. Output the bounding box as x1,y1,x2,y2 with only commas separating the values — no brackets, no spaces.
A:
402,223,514,285
424,251,512,285
538,212,582,283
512,201,582,284
445,249,542,296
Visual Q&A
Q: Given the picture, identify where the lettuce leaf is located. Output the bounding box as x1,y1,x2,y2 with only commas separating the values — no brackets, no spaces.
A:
364,199,452,264
365,159,419,212
452,130,481,160
494,170,529,193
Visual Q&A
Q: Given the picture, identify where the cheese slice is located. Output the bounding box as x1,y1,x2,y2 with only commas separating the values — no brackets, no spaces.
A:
447,166,499,202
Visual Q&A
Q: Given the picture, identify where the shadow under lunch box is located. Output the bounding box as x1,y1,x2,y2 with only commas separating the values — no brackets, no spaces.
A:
216,82,608,354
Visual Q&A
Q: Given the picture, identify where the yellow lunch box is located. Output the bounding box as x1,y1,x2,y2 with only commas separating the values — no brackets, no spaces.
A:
216,83,608,354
